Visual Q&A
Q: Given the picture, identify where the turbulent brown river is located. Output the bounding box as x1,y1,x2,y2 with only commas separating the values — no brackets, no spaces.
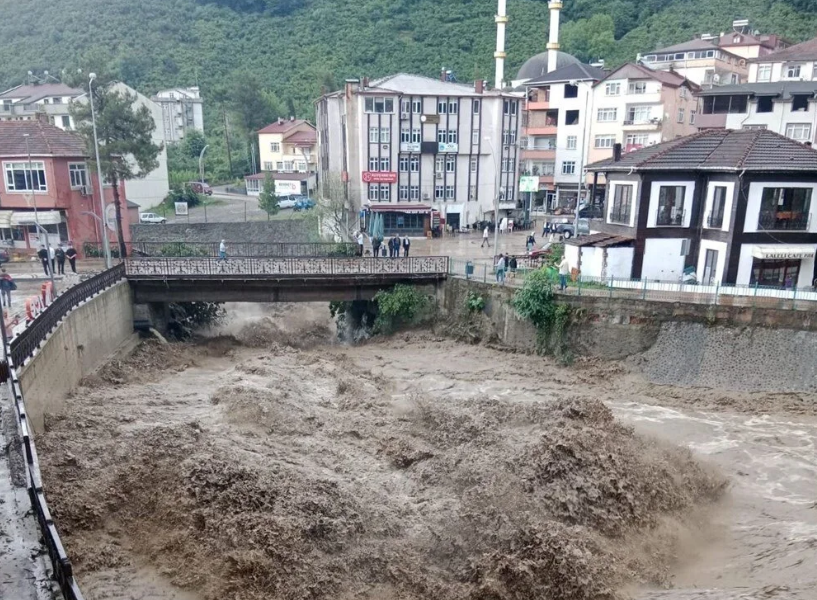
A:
37,304,817,600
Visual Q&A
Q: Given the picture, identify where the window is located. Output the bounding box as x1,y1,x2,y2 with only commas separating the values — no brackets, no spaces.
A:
702,249,719,285
369,127,379,143
380,184,390,201
677,108,685,123
813,64,817,80
399,185,409,201
502,129,516,145
4,161,46,192
609,185,633,224
270,142,280,152
263,161,274,171
295,161,306,172
680,87,688,99
411,128,421,143
502,158,514,172
364,97,394,113
561,161,576,175
733,34,741,43
401,100,411,114
656,186,686,226
595,135,616,149
785,123,812,142
68,163,88,188
445,156,456,173
627,105,652,123
448,101,458,114
757,96,774,113
401,129,411,143
743,124,768,130
708,186,727,228
751,258,801,288
447,130,458,144
785,64,802,79
470,157,478,173
410,156,419,172
469,185,477,201
472,129,480,145
597,108,617,122
369,157,379,171
503,100,517,115
438,100,448,114
628,81,647,95
566,136,577,150
412,99,422,113
605,82,621,96
435,156,445,172
564,84,578,98
437,129,447,143
61,115,70,128
792,95,810,112
368,184,379,201
410,185,420,200
380,157,390,171
565,110,579,125
690,110,696,125
435,185,445,200
759,187,812,230
473,99,481,114
757,64,772,82
380,127,391,143
276,161,284,171
399,156,409,172
625,134,649,147
445,185,455,200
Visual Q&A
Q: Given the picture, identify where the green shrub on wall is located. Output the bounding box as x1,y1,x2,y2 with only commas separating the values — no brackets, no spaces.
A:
512,268,574,362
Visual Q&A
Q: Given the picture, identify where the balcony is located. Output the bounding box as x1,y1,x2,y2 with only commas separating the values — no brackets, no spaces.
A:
526,100,550,110
623,118,662,130
656,208,686,227
608,208,631,225
706,211,724,229
521,148,556,160
758,211,810,231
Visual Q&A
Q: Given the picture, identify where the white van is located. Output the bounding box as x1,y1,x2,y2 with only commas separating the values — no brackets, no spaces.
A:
139,212,166,224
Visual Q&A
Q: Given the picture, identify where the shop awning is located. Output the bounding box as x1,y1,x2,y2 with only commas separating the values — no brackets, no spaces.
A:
751,246,816,260
10,210,63,227
368,204,431,215
0,211,12,228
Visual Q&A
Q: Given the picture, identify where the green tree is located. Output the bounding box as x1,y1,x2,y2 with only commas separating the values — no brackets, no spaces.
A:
561,14,617,63
258,173,279,219
70,72,162,258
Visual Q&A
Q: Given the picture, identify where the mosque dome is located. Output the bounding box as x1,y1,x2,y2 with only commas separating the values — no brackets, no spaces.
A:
516,51,581,81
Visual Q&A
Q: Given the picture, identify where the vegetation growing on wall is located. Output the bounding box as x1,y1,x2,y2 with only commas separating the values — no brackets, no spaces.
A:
512,269,574,362
373,284,432,334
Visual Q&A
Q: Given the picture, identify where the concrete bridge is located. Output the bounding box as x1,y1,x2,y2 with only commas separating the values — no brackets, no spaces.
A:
125,256,449,303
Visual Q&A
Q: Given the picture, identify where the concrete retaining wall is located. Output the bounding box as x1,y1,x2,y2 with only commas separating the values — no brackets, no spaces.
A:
441,278,817,392
19,282,136,432
131,220,316,244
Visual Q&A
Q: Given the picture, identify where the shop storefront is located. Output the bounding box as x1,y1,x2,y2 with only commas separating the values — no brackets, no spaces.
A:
365,204,433,237
750,246,816,288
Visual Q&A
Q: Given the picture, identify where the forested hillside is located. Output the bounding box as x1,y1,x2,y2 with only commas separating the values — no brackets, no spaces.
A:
2,0,817,181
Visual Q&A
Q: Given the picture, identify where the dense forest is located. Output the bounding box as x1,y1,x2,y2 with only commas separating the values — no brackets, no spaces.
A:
2,0,817,182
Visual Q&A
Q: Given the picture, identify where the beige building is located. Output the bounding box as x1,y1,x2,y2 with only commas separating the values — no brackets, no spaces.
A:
587,64,699,168
246,118,317,197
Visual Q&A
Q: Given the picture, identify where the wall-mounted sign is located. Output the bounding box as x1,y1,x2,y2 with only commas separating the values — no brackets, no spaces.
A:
752,246,816,260
362,171,398,184
438,143,459,153
175,202,189,216
421,114,440,124
275,180,301,196
400,142,421,153
519,176,539,193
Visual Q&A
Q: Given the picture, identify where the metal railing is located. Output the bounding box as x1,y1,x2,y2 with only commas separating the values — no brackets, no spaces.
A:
608,208,631,224
9,264,126,368
656,208,686,226
83,241,358,259
706,211,724,229
448,258,817,311
758,211,810,231
124,256,450,278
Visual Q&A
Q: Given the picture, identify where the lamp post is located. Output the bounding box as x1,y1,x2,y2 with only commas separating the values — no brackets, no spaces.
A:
571,79,592,237
199,144,209,186
484,136,501,252
23,135,56,294
89,73,112,269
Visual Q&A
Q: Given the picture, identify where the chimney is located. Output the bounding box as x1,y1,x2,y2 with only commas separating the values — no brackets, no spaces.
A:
36,111,49,125
344,78,359,98
362,77,369,88
475,79,484,94
440,67,447,82
290,116,295,121
278,117,284,125
613,143,622,162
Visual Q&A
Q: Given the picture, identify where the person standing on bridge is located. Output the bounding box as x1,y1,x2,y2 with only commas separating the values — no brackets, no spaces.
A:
402,235,411,257
495,254,506,285
558,255,571,291
65,243,78,273
56,244,66,275
0,269,15,308
219,240,227,261
37,245,49,276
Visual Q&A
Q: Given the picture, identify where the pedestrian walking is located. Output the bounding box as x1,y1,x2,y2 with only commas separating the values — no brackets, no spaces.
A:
356,231,365,256
509,256,518,280
37,245,49,276
65,243,77,273
481,225,490,248
402,235,411,257
48,245,56,274
0,269,16,308
526,234,536,253
558,255,571,291
56,244,66,275
219,240,227,261
495,254,506,285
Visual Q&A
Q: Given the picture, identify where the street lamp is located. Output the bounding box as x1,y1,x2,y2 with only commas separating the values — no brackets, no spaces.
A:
199,144,209,186
89,73,112,269
483,136,501,252
571,79,592,237
22,135,56,294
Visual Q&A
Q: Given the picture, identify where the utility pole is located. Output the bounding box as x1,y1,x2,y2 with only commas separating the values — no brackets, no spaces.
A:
89,73,112,268
222,106,233,178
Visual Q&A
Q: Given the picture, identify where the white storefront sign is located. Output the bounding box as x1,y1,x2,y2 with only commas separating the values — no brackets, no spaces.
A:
751,246,816,260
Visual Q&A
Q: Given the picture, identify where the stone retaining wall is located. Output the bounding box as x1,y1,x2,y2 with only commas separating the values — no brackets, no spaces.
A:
131,220,315,244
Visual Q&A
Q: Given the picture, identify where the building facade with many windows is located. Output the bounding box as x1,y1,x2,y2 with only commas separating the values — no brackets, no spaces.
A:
316,74,523,231
246,118,318,197
585,129,817,287
151,87,204,144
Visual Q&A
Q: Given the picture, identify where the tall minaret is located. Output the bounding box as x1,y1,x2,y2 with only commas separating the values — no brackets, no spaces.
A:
494,0,508,88
547,1,563,73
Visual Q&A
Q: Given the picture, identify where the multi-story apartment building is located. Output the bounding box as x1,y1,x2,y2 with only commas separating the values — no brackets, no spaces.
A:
585,129,817,287
695,36,817,142
316,74,522,234
151,87,205,144
0,83,83,130
245,118,318,197
520,63,605,215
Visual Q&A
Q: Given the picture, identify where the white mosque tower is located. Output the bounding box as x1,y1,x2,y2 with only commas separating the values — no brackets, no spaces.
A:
547,0,562,73
494,0,508,88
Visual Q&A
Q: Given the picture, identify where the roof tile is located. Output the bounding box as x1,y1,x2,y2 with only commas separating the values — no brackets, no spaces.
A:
0,120,87,157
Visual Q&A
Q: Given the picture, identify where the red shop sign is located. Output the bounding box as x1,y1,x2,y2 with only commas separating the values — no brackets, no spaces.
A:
361,171,398,184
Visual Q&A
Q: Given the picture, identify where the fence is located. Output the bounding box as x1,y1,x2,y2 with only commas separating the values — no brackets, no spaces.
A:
125,256,450,278
448,257,817,311
83,241,357,259
3,268,127,600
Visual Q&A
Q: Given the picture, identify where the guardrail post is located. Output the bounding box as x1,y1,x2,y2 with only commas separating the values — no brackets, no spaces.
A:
577,275,582,297
714,282,720,306
792,285,797,309
483,264,487,283
753,281,758,308
642,278,647,300
609,276,614,300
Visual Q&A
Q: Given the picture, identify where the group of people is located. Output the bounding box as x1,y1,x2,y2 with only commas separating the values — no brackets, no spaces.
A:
36,243,78,276
493,253,518,285
356,232,411,258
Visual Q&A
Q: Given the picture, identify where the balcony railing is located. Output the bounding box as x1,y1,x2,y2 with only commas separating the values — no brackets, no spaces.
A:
608,208,631,224
758,211,811,231
656,208,686,227
706,212,724,229
623,118,661,127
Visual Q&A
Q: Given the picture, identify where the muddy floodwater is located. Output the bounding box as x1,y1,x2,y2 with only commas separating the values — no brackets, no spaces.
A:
37,304,817,600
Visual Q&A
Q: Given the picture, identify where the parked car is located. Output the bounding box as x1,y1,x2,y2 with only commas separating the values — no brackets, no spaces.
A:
294,197,316,211
188,181,213,195
278,197,297,209
139,212,166,224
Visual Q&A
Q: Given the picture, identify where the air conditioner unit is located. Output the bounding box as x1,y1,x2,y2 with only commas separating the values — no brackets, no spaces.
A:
435,172,443,179
422,193,430,200
381,144,389,151
401,112,410,119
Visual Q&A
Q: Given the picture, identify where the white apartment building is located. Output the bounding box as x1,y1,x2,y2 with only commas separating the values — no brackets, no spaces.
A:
0,83,83,130
696,36,817,142
316,74,523,232
152,87,204,144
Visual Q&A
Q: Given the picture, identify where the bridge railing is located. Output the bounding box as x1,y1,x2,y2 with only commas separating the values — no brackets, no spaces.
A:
84,241,358,259
124,256,450,277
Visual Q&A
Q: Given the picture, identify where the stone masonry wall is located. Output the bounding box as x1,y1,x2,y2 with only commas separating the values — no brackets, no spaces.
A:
131,220,316,244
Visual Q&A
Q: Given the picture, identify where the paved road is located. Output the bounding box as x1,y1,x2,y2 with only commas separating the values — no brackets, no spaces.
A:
155,191,309,225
